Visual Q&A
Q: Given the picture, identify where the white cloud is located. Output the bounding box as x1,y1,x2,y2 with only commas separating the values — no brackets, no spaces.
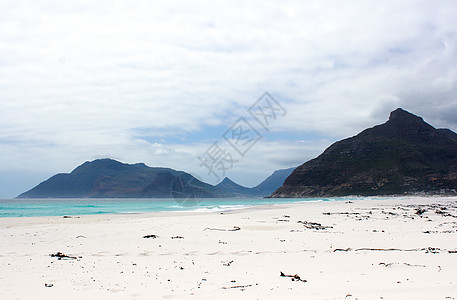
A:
1,0,457,196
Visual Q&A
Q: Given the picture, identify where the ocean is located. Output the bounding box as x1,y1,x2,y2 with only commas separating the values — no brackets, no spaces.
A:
0,197,351,218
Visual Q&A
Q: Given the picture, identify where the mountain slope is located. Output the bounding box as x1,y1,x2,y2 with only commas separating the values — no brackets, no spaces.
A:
18,158,296,198
251,167,295,196
215,167,295,197
271,108,457,197
17,159,224,198
216,177,255,197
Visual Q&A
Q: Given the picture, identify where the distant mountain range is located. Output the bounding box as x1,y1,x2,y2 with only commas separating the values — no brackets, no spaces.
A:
271,108,457,197
215,168,295,197
18,108,456,199
17,159,294,199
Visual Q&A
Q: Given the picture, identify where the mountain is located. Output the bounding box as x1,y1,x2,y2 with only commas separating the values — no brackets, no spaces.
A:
17,159,225,198
17,158,294,199
216,177,255,197
216,167,295,197
251,167,295,196
271,108,457,197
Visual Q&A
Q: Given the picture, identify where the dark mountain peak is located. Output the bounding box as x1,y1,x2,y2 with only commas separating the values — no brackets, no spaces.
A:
71,158,127,175
271,109,457,198
77,158,123,168
385,108,434,132
214,177,256,197
216,177,246,189
72,159,154,175
357,108,441,144
388,108,423,123
220,177,236,185
89,158,121,164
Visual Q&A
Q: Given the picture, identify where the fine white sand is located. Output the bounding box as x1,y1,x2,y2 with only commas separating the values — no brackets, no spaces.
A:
1,197,457,299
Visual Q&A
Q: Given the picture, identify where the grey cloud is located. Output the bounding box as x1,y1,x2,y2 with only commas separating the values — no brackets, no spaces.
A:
1,0,457,196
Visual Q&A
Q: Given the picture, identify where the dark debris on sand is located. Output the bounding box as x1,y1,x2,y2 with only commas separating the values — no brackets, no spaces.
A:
50,252,80,260
280,272,307,282
143,234,159,239
298,221,333,230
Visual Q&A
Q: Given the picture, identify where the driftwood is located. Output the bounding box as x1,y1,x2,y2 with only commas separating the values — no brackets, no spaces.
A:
50,252,79,260
143,234,159,239
379,262,426,268
333,248,351,252
221,284,252,290
280,272,307,282
334,247,441,253
323,212,360,215
204,226,241,232
355,248,415,252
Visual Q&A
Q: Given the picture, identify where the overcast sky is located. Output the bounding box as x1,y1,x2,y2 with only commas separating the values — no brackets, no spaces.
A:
1,0,457,198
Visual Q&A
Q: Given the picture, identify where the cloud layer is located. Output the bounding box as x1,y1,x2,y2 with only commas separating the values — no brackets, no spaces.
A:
1,0,457,197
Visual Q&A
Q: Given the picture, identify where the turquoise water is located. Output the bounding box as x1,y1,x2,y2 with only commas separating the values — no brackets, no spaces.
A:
0,198,345,218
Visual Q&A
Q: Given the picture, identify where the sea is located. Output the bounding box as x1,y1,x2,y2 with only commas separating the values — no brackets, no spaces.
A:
0,197,356,218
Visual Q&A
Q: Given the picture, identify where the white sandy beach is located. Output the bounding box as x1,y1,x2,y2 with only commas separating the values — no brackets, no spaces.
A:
1,197,457,299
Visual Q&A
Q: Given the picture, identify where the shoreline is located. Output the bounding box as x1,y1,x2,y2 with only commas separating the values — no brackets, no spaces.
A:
0,197,344,219
2,195,455,220
1,196,457,299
